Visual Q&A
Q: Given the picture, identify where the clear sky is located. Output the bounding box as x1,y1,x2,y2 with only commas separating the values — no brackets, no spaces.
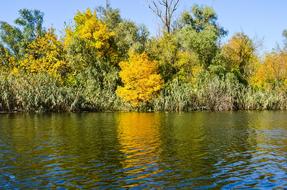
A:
0,0,286,52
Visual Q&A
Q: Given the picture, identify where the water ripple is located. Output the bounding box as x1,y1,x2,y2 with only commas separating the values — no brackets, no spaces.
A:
0,112,287,188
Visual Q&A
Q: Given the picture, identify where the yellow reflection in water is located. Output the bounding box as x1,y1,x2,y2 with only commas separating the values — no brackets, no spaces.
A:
117,113,162,185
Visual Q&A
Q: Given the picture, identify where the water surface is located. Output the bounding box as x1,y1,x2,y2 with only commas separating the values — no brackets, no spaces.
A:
0,112,286,189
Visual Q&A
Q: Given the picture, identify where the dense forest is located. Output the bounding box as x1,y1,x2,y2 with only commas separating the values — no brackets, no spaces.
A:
1,1,287,112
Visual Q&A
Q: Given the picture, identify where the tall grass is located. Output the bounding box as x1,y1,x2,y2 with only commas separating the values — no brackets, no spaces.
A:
1,71,287,112
0,72,72,112
153,74,287,112
0,71,124,112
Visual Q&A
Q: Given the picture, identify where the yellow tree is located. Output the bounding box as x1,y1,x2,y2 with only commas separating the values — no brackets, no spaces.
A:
251,52,287,89
116,52,163,106
19,29,68,80
64,8,117,62
0,45,16,72
221,33,256,78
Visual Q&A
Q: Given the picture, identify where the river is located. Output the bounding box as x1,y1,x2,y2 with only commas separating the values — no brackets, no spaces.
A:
0,112,286,189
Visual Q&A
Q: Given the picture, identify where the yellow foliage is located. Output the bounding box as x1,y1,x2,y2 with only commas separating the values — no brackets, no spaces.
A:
221,33,255,75
64,8,117,61
63,27,74,49
0,47,16,71
19,30,68,81
251,52,287,89
11,67,20,75
116,52,163,107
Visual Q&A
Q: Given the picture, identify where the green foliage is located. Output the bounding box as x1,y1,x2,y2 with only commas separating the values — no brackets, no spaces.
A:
178,26,219,69
153,78,198,111
0,72,71,112
97,7,149,58
176,5,227,69
214,33,256,83
147,33,180,81
0,9,45,59
70,63,122,111
177,4,227,37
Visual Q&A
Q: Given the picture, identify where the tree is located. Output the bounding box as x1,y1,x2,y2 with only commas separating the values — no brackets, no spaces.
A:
64,8,121,109
178,25,219,69
0,9,45,59
0,44,16,70
19,29,68,81
251,52,287,89
64,8,117,63
117,52,163,106
0,22,23,59
177,5,226,69
177,5,226,37
219,33,256,81
147,34,179,81
148,0,181,33
147,32,202,83
97,7,149,59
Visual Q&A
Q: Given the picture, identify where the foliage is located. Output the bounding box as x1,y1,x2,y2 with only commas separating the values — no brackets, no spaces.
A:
19,29,68,81
0,44,16,70
0,72,71,112
97,7,149,58
117,52,163,107
177,4,227,37
147,34,179,81
64,8,117,63
178,26,219,69
176,5,227,69
216,33,256,82
1,6,287,112
251,52,287,90
0,9,45,59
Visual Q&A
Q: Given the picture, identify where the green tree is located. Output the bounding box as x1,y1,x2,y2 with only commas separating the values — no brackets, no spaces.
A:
64,8,121,110
215,33,256,84
177,5,226,69
177,4,226,37
0,9,45,59
178,25,219,69
97,7,149,59
147,34,179,81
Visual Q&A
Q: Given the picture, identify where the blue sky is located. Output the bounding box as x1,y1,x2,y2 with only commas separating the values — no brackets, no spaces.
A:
0,0,286,52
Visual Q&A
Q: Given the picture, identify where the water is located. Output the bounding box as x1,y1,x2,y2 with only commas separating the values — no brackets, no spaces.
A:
0,112,286,189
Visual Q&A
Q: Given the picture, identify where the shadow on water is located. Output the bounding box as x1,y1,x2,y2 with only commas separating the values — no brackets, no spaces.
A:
0,112,286,188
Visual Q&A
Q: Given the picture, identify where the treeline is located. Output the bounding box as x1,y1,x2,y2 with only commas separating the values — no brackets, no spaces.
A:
1,3,287,112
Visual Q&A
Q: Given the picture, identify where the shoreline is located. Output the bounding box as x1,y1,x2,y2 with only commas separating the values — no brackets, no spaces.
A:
0,109,286,114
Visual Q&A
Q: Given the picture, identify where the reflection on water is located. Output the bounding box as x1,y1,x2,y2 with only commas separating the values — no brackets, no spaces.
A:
0,112,286,189
117,113,161,188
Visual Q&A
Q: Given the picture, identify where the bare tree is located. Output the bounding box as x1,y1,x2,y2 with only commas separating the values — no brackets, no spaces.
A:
148,0,181,33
